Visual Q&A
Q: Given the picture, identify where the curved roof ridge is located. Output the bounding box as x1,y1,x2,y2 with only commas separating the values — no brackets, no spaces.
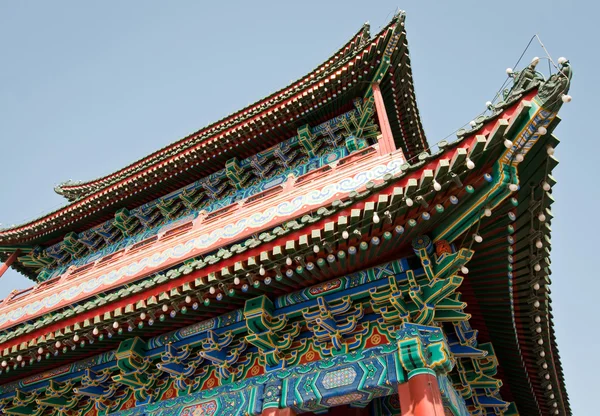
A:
54,20,378,201
0,13,416,250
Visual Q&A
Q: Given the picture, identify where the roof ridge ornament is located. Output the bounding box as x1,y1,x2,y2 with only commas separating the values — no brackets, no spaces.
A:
504,56,573,112
537,59,572,111
504,57,546,103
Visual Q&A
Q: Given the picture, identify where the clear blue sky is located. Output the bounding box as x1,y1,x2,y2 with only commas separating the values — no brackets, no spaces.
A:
0,1,595,414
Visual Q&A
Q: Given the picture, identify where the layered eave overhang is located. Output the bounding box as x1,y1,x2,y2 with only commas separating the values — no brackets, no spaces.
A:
0,79,571,414
0,15,573,415
0,12,427,253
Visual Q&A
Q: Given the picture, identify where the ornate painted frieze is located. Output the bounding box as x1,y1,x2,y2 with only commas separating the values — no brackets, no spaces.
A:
0,155,404,329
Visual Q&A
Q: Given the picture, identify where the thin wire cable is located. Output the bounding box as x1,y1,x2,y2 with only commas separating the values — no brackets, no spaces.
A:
430,32,567,158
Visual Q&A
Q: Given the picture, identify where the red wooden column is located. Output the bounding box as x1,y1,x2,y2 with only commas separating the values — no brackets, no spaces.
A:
0,250,20,279
398,368,445,416
371,82,396,155
261,408,296,416
398,380,414,416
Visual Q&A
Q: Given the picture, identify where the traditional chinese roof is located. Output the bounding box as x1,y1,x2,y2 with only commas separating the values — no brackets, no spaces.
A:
0,12,572,416
0,12,426,262
0,79,572,413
